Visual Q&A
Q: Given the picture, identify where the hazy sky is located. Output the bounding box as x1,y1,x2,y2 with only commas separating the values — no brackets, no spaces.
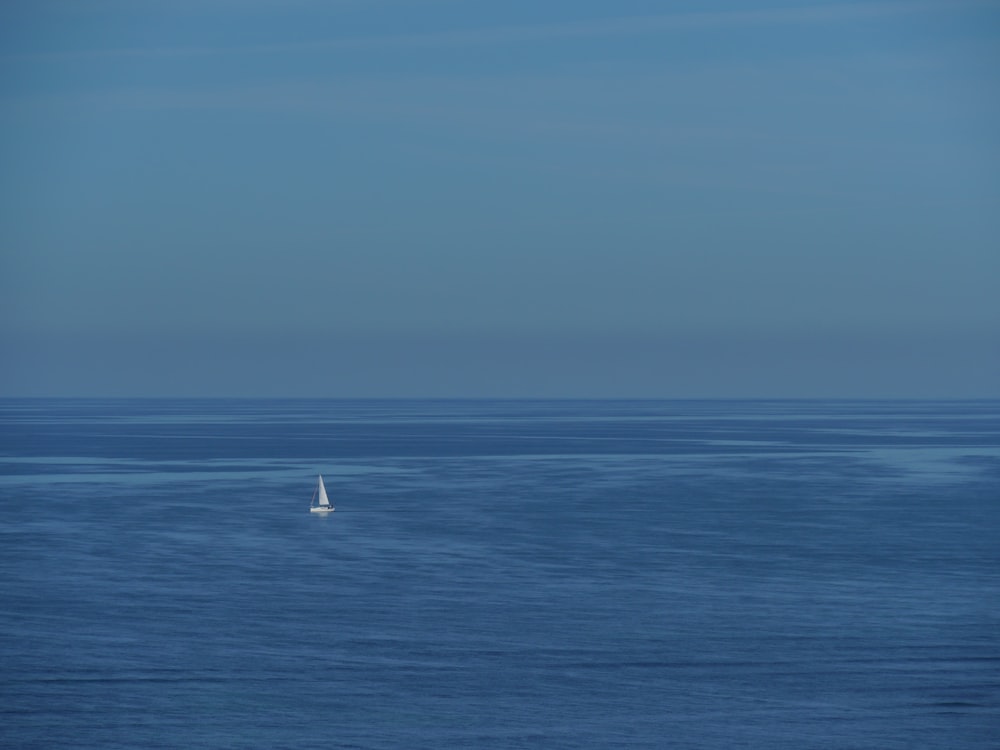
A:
2,0,998,397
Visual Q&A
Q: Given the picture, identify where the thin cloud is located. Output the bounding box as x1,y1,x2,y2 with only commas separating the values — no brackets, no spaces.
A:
12,0,998,61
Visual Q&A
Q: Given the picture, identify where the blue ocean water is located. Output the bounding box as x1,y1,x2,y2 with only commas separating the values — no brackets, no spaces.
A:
1,399,998,749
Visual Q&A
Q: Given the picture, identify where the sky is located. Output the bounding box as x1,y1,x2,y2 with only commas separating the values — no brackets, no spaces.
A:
1,0,998,398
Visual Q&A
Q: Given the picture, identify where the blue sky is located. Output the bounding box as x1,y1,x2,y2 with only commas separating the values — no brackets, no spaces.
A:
2,0,998,397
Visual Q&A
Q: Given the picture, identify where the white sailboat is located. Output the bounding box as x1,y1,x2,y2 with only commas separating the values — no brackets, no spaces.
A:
309,474,334,513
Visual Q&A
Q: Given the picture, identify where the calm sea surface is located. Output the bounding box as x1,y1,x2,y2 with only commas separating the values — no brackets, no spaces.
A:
1,399,998,749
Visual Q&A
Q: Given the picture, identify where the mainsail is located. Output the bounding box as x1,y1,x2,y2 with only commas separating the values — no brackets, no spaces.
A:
317,475,331,507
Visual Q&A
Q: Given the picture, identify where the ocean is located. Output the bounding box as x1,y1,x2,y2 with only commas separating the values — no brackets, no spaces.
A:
1,399,997,748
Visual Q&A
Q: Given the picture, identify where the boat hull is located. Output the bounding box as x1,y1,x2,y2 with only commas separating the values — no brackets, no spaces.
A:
310,506,334,513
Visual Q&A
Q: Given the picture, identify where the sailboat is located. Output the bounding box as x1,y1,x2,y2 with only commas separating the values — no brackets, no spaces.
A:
309,474,334,513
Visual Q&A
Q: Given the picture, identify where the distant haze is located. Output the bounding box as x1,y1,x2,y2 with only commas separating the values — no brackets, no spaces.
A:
2,1,998,397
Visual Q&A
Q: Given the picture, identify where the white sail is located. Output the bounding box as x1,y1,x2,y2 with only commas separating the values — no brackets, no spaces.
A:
317,475,330,507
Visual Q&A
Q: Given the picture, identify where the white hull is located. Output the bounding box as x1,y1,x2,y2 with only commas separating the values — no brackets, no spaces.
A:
310,506,334,513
